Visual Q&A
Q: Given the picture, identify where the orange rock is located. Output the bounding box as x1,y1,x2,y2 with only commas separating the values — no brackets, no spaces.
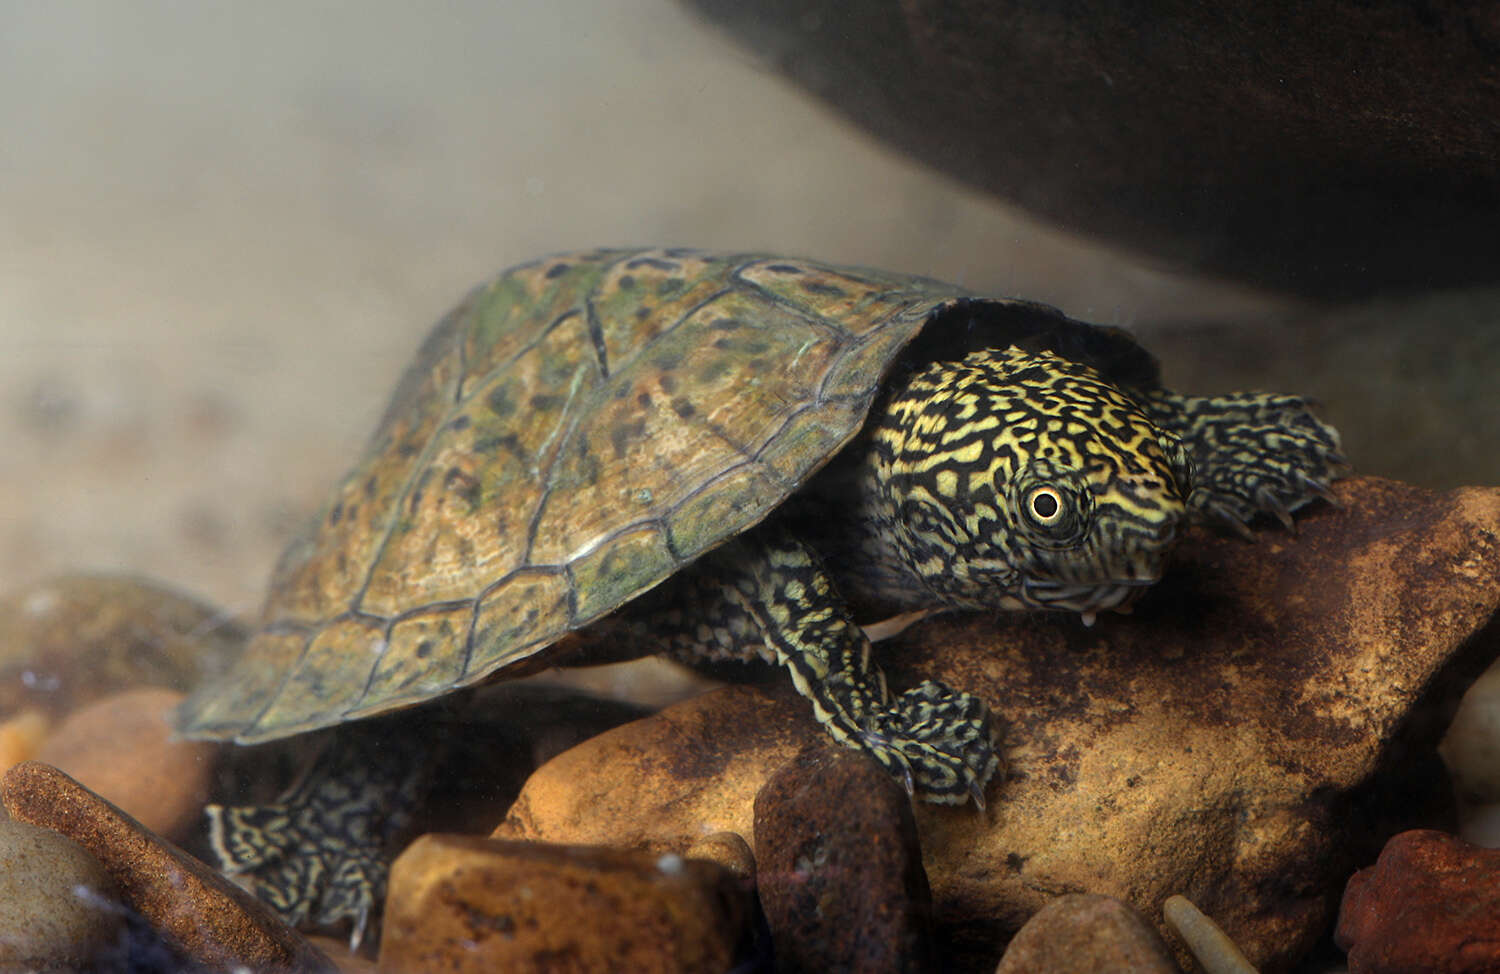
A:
378,835,752,974
495,683,806,852
37,687,219,841
1,761,334,974
0,709,50,773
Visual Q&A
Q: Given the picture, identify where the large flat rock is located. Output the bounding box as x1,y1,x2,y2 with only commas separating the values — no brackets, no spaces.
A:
499,478,1500,970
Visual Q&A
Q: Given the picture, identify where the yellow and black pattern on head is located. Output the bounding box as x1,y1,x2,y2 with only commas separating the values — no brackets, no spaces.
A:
868,346,1191,615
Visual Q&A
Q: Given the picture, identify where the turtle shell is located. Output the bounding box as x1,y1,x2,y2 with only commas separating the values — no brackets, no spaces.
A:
177,248,1158,743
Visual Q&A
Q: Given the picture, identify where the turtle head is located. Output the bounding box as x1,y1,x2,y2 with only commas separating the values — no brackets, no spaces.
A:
874,347,1192,621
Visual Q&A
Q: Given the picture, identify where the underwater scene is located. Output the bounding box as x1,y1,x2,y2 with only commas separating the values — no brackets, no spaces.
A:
2,2,1498,971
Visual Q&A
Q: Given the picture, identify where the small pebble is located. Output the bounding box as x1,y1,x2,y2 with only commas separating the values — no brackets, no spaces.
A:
684,830,756,881
1337,829,1500,972
753,744,936,973
1,761,334,974
1162,895,1256,974
996,893,1181,973
0,818,126,972
1440,658,1500,805
36,687,219,841
379,834,751,974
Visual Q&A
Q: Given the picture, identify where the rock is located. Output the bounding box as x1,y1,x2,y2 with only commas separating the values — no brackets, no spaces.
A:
1,761,334,974
0,574,245,720
1336,829,1500,972
0,709,51,772
378,834,752,974
35,687,220,842
684,830,755,881
1160,896,1256,974
754,745,935,972
1442,659,1500,807
0,819,126,973
499,477,1500,971
496,682,804,853
996,894,1179,973
686,0,1500,298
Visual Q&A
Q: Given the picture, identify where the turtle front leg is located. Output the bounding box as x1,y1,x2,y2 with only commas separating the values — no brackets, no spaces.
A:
672,529,1001,806
1143,390,1348,535
207,716,434,948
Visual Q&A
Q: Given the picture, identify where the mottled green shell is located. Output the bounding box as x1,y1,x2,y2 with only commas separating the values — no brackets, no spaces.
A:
178,248,987,742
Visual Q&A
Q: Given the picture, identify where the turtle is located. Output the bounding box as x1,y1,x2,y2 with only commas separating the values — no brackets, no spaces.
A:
175,247,1346,939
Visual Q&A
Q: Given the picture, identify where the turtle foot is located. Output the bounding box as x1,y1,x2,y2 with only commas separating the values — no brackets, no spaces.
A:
208,799,384,947
207,718,434,948
857,680,1002,808
1147,391,1348,534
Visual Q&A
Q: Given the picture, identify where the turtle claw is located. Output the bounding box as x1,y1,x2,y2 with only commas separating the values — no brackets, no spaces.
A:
349,905,371,954
1150,390,1347,537
1200,497,1256,541
1255,487,1296,533
1298,473,1342,507
968,777,988,812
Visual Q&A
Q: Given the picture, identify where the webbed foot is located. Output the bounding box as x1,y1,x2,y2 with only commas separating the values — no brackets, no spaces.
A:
856,679,1002,808
1146,391,1347,535
207,719,432,948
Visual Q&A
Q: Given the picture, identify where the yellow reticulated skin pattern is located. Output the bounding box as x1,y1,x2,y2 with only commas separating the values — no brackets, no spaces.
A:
867,347,1190,613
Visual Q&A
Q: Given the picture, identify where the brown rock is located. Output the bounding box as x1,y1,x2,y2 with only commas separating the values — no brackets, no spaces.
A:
1336,829,1500,972
687,0,1500,298
1,761,334,974
378,834,752,974
500,478,1500,972
0,574,245,720
36,687,219,842
997,894,1179,973
754,745,935,973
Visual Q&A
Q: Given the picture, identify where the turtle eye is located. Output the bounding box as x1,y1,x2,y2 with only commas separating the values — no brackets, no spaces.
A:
1026,486,1065,526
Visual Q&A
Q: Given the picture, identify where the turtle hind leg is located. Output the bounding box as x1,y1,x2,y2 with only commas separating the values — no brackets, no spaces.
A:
1144,390,1349,535
207,715,436,948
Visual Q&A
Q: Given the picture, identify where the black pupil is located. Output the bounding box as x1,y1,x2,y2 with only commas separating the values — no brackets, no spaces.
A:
1032,491,1059,519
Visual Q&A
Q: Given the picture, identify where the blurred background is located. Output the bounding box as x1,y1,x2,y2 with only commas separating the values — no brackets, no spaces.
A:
1,0,1495,615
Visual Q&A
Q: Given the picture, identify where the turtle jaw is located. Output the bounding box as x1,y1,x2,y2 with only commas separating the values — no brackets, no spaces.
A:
1018,576,1160,625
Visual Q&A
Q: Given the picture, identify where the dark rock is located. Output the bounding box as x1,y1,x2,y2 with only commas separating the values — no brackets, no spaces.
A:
997,894,1179,973
754,745,935,973
1336,829,1500,973
378,834,753,974
500,477,1500,971
684,0,1500,297
1,761,334,974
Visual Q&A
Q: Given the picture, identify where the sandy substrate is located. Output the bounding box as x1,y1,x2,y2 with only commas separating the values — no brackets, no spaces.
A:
0,1,1293,615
